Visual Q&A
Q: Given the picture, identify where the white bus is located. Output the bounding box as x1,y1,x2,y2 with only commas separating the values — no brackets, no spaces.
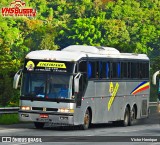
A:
13,45,150,129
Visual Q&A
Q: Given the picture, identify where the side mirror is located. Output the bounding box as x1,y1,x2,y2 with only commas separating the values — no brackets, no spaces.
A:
74,73,81,93
13,69,22,89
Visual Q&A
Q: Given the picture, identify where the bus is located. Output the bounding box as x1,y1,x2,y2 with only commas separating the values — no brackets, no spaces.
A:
13,45,150,129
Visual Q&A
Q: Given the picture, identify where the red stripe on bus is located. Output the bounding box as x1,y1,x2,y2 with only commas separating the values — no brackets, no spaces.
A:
132,85,149,95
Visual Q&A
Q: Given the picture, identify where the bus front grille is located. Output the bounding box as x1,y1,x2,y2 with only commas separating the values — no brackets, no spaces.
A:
32,107,58,112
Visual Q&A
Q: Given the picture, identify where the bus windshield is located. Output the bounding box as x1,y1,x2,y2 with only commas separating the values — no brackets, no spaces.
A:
21,73,72,100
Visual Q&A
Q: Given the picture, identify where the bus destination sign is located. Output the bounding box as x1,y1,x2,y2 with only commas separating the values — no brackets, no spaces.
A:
24,59,73,73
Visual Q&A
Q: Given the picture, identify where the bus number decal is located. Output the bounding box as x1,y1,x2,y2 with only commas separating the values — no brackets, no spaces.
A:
108,82,119,111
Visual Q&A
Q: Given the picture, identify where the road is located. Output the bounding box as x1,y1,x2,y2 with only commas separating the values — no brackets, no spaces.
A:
0,106,160,145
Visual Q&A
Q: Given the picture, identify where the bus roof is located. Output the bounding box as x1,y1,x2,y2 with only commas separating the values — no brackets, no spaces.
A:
25,45,149,61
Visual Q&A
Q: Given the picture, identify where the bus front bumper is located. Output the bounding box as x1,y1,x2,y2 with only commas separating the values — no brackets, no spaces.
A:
18,110,74,125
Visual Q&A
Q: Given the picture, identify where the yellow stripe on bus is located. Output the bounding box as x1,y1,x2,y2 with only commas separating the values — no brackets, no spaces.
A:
108,83,119,111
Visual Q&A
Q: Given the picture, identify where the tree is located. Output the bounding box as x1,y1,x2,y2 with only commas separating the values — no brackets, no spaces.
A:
0,0,160,105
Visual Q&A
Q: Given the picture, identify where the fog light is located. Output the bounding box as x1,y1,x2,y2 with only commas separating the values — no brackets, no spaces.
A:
60,116,68,120
21,114,29,117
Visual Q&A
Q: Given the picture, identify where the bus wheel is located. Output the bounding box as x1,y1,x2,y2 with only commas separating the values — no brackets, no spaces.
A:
122,107,130,127
129,107,136,126
34,122,45,129
81,109,90,130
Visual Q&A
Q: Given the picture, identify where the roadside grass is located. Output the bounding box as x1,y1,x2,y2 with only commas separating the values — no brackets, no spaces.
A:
0,114,20,125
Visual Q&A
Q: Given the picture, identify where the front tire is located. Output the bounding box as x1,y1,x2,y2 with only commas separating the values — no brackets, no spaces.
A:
34,122,45,129
81,109,90,130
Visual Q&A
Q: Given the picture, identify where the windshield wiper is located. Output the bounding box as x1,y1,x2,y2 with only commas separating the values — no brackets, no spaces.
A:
33,81,46,97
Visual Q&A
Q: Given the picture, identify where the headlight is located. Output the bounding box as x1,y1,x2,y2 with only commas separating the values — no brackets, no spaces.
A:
58,108,74,113
20,106,31,111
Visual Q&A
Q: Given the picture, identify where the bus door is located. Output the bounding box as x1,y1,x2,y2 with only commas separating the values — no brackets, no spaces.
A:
73,73,87,125
74,73,87,107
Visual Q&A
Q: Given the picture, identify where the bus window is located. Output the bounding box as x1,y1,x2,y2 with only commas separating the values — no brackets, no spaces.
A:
117,62,121,78
99,62,102,78
111,62,120,79
131,62,138,78
106,62,110,79
100,62,106,78
96,61,99,78
110,62,113,78
127,62,131,78
79,61,87,73
121,62,127,78
87,63,92,78
99,61,110,79
88,61,97,79
139,63,143,78
139,62,149,79
144,62,149,78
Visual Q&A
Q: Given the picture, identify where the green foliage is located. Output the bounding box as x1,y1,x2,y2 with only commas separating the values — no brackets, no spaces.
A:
0,114,19,125
0,0,160,105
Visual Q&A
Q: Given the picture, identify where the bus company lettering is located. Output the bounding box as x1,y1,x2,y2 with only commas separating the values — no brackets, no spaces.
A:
37,62,66,69
108,82,119,111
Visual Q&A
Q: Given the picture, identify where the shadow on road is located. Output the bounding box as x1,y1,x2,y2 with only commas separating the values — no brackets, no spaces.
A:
42,106,160,131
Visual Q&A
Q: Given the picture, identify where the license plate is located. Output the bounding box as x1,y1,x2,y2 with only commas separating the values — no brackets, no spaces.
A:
40,114,48,118
38,118,50,122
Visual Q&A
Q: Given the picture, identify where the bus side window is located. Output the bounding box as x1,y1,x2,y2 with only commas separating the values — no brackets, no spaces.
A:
139,62,149,79
138,62,149,79
111,62,117,78
100,62,106,78
88,61,97,79
78,61,87,84
117,62,121,78
106,62,110,79
121,62,127,78
96,61,99,78
79,61,87,73
87,63,92,78
99,62,110,79
127,62,131,78
99,62,102,78
131,62,138,79
144,62,149,78
139,63,143,79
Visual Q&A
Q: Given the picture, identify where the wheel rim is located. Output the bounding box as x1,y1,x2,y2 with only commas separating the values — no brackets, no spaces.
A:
84,110,90,128
131,108,136,121
124,109,129,126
